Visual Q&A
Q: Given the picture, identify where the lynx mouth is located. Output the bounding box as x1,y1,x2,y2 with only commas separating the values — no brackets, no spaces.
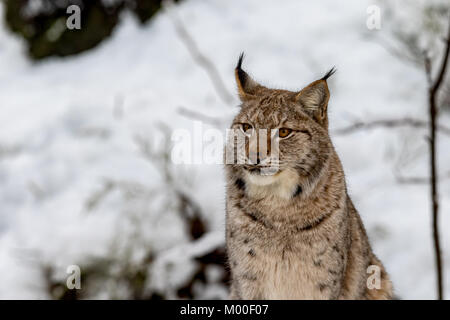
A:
244,165,280,176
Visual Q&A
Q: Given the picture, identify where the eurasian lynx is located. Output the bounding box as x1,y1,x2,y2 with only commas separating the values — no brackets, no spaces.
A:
225,54,393,299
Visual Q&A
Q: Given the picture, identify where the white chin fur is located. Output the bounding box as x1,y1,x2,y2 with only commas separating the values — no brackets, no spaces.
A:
245,172,280,186
243,168,299,199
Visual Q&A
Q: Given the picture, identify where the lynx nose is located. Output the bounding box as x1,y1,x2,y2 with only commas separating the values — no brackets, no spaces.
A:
248,150,271,165
248,151,263,165
246,129,272,165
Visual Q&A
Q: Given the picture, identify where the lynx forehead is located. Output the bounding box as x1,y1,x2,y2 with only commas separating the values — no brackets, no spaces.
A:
225,53,393,300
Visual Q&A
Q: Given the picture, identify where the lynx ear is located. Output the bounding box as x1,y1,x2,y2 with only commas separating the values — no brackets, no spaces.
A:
235,53,265,101
294,68,335,126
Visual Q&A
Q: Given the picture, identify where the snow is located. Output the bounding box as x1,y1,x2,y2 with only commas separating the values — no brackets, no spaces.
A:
0,0,449,299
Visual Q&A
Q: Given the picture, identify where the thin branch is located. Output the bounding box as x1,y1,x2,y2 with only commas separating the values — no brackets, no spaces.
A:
163,0,234,105
333,117,450,136
372,32,424,67
177,106,225,127
424,51,433,86
431,20,450,95
427,14,450,301
396,171,450,185
134,131,207,240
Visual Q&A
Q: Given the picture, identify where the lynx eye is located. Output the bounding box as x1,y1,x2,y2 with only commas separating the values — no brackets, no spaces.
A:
278,128,293,138
241,123,253,133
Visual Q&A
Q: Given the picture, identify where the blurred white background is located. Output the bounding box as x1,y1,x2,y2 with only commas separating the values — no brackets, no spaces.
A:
0,0,449,299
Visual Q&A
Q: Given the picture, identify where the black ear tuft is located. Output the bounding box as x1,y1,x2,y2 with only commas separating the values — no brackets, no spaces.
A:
321,67,336,81
235,52,263,100
234,53,267,101
237,52,245,70
236,52,247,86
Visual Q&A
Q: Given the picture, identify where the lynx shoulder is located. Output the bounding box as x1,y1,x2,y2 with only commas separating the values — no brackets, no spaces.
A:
225,54,393,300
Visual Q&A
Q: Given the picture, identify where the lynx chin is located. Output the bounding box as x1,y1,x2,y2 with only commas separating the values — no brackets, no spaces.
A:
225,53,393,300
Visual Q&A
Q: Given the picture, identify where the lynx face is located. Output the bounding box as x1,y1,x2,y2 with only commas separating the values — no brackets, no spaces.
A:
228,54,336,197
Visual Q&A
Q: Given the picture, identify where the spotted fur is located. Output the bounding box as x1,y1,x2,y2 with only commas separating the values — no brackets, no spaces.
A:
225,55,393,300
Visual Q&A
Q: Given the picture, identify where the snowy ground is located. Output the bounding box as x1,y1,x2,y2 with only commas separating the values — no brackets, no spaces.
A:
0,0,449,299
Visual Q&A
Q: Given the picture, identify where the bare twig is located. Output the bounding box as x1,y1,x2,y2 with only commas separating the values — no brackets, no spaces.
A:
396,171,450,184
84,180,115,211
333,117,450,136
397,176,429,185
177,106,225,127
372,33,424,66
426,15,450,300
431,33,450,95
134,130,208,240
163,0,234,105
424,51,433,86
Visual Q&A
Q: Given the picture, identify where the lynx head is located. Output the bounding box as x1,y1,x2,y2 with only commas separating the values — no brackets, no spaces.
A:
228,53,336,198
